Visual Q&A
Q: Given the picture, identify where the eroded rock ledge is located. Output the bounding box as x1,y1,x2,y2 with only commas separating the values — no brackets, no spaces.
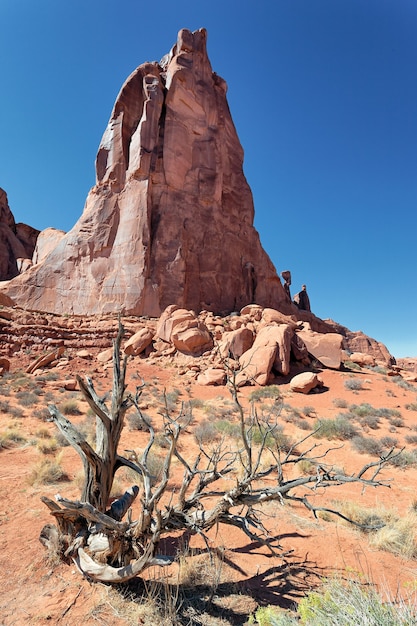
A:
0,304,398,388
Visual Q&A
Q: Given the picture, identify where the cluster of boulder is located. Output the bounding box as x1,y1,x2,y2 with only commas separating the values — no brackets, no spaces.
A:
111,304,397,391
0,302,415,392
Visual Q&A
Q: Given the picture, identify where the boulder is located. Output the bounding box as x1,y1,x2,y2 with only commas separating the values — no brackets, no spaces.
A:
218,327,254,360
236,323,293,386
76,349,93,359
261,308,297,328
347,352,376,367
171,320,213,356
196,368,226,385
324,320,395,367
0,357,10,375
296,323,343,369
156,306,196,343
124,328,154,355
1,29,292,318
290,372,323,394
240,304,264,321
397,358,417,374
97,348,114,363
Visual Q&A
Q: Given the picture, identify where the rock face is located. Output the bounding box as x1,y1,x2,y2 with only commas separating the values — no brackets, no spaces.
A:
32,228,66,265
1,28,291,317
0,188,39,280
325,320,395,367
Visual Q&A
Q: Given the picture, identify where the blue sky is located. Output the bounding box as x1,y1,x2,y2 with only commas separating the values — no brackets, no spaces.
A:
1,0,416,358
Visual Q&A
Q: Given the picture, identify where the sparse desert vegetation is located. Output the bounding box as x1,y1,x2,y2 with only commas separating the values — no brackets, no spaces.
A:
1,329,417,625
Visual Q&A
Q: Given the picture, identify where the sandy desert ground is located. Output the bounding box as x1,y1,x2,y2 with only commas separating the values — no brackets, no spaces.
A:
1,344,417,625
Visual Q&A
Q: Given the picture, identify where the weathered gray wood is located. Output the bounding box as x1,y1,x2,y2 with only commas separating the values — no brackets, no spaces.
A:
40,320,399,584
74,547,173,583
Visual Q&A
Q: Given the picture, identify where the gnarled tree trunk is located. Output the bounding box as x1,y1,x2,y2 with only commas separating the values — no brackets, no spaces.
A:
40,321,401,583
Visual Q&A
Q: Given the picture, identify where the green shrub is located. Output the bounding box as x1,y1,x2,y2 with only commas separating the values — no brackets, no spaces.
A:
15,391,40,407
281,404,302,422
380,436,399,448
250,424,293,451
0,400,10,414
297,576,417,624
250,605,296,625
314,416,358,440
388,414,404,428
349,403,374,417
370,365,388,375
344,378,364,391
301,405,316,417
351,435,384,456
37,438,59,454
59,400,82,416
159,388,182,411
377,407,402,418
127,411,152,431
387,450,417,468
154,432,171,449
344,360,362,371
141,451,165,487
371,512,417,560
214,419,241,438
203,398,238,420
393,376,417,392
249,385,282,402
8,406,24,418
329,499,393,531
406,402,417,412
194,420,219,445
33,407,52,421
54,431,71,447
188,398,205,409
295,418,312,431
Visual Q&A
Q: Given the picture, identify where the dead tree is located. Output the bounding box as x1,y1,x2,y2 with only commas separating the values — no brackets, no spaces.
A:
40,322,401,584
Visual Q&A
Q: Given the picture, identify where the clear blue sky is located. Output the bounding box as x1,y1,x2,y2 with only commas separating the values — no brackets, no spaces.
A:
1,0,416,358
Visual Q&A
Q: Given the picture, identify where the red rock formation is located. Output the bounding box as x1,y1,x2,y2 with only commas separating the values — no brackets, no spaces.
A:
32,227,66,265
0,188,39,280
325,319,395,366
1,28,291,317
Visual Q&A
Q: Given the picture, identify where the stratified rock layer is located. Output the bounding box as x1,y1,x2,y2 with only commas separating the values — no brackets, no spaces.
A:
2,28,290,317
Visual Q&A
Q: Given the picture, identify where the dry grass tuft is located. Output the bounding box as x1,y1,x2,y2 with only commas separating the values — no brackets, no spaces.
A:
371,511,417,559
28,452,68,485
0,427,27,449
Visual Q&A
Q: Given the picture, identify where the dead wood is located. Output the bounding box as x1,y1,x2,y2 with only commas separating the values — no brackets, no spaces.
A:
40,321,401,584
26,346,65,374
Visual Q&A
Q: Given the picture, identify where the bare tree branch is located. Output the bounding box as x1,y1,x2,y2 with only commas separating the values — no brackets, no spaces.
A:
40,320,402,584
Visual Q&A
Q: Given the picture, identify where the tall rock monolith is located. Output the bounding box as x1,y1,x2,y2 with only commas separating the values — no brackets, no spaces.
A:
1,28,291,317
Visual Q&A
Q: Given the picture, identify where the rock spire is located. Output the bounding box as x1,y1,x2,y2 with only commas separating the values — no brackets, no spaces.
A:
1,28,290,316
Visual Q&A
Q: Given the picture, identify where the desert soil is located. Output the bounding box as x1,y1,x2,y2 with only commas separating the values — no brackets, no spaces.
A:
1,349,417,625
